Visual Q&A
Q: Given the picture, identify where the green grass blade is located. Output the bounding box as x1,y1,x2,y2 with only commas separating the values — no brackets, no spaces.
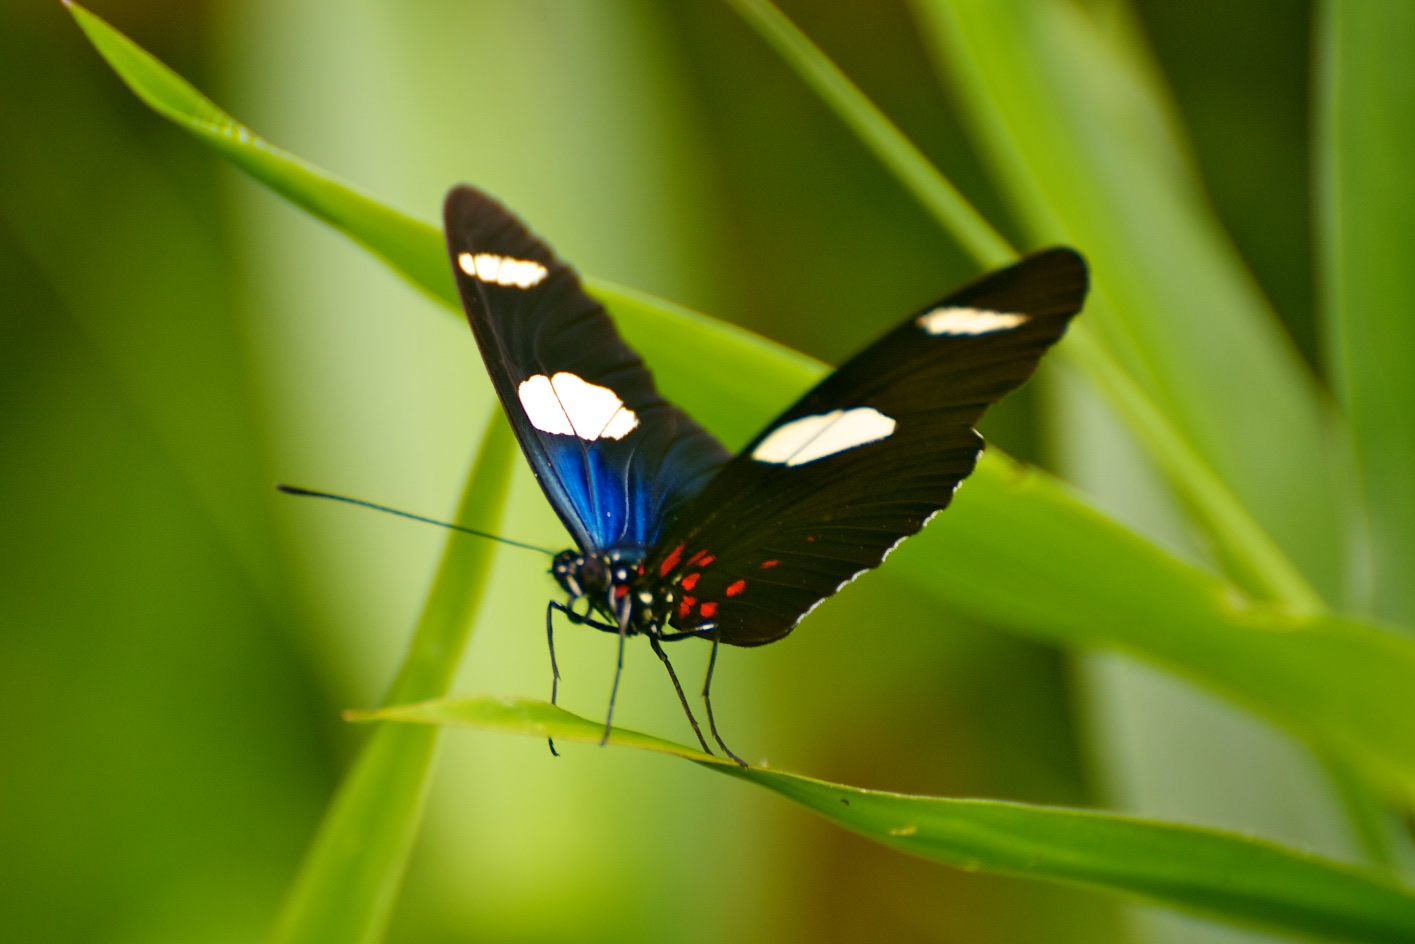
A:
917,455,1415,793
1316,0,1415,626
724,0,1012,268
912,0,1348,601
268,418,516,944
726,0,1320,612
353,696,1415,944
63,0,454,308
1314,2,1415,867
68,1,1415,790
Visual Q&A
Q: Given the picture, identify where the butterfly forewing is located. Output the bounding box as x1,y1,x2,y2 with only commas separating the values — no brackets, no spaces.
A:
647,249,1088,646
444,186,729,553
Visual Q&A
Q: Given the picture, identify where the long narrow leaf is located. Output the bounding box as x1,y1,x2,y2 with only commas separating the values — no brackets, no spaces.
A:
269,418,516,944
64,0,453,308
724,0,1011,268
726,0,1320,613
67,2,1415,790
353,696,1415,944
1316,0,1415,626
913,0,1349,602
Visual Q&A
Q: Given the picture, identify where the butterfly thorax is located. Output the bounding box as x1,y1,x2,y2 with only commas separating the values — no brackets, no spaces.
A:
551,547,677,634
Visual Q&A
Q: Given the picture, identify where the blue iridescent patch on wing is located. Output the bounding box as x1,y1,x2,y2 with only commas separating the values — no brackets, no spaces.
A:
542,441,662,553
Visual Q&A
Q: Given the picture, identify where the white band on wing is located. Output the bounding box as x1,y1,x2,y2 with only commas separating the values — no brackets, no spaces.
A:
751,407,896,467
458,252,549,288
917,306,1027,335
518,372,639,441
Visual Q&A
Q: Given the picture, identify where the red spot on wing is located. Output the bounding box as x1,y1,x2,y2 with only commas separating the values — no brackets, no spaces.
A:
806,535,816,543
615,585,628,599
681,572,700,591
679,595,698,619
687,549,706,566
700,601,718,618
659,543,684,576
699,555,716,567
726,579,746,597
760,559,780,569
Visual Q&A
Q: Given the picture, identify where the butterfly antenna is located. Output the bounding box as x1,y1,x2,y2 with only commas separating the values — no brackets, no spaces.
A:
275,484,557,556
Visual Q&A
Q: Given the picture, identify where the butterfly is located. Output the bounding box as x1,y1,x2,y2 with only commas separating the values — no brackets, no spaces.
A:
444,185,1087,765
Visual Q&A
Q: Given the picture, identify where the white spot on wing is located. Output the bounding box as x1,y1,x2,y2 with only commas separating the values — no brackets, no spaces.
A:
458,252,549,288
752,407,896,467
917,306,1027,335
517,372,639,441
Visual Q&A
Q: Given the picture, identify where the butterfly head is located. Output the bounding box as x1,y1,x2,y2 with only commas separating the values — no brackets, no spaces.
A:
551,547,677,633
550,549,597,600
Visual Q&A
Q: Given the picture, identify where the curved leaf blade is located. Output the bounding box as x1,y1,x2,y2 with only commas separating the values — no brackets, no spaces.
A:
726,0,1321,614
63,0,453,307
355,696,1415,944
269,418,517,944
912,0,1348,601
1317,0,1415,626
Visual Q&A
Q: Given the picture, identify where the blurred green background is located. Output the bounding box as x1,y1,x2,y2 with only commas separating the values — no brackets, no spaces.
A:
0,1,1355,942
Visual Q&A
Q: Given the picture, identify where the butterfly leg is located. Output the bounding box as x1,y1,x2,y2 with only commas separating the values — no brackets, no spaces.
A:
544,601,568,758
557,599,621,635
600,597,631,747
656,628,713,642
703,639,748,768
648,632,713,755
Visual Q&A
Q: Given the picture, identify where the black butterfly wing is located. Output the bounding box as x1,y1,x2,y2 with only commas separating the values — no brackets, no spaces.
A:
444,186,730,553
646,249,1088,646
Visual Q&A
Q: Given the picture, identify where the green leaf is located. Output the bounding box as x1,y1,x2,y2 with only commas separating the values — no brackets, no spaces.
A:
268,418,516,944
912,0,1349,602
723,0,1012,268
354,696,1415,944
1317,0,1415,626
66,0,1415,790
63,0,453,309
726,0,1321,614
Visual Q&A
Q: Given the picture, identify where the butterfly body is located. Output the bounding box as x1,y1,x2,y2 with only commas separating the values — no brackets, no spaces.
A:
549,549,675,636
443,186,1088,763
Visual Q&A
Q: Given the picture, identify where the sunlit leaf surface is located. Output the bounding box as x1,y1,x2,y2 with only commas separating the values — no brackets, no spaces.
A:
1317,0,1415,626
357,696,1415,944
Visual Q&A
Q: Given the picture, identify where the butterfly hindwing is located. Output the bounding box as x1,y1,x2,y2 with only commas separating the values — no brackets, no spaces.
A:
444,186,730,553
647,249,1088,646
